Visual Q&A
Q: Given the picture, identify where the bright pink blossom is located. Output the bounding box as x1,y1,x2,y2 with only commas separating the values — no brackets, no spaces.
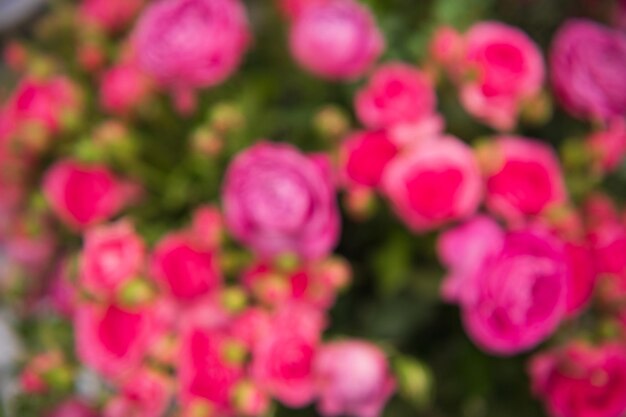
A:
100,63,152,116
103,369,171,417
382,136,483,232
340,130,398,189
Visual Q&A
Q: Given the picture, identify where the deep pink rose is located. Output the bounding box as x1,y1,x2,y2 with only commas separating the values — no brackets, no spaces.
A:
459,22,544,130
79,220,145,298
46,399,99,417
563,241,597,317
551,19,626,121
314,340,395,417
251,303,325,407
103,369,171,417
42,159,136,230
277,0,332,19
439,216,569,355
132,0,250,89
355,62,437,130
100,62,152,116
588,118,626,173
530,343,626,417
289,0,384,80
484,136,567,224
382,136,483,232
75,302,156,379
222,142,340,260
179,326,245,414
340,130,398,189
150,232,222,302
79,0,144,32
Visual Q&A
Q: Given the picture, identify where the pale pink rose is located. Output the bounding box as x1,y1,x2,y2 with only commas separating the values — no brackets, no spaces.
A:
459,22,544,130
551,19,626,121
79,220,145,298
382,136,483,232
42,159,137,230
75,302,156,379
315,340,395,417
103,369,171,417
132,0,250,89
289,0,384,80
178,326,246,414
439,216,569,355
340,130,398,189
100,63,152,116
251,303,325,407
530,343,626,417
588,118,626,173
79,0,144,32
222,142,340,260
150,232,222,302
46,399,99,417
277,0,332,19
484,136,568,224
355,62,438,130
429,26,464,68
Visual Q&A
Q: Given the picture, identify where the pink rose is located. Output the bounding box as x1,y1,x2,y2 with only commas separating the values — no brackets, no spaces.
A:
277,0,332,19
75,302,156,379
563,241,597,317
100,62,152,116
251,303,325,407
46,399,99,417
132,0,250,89
79,220,145,298
79,0,144,33
587,118,626,173
150,232,222,302
429,26,464,68
459,22,544,130
104,369,171,417
222,142,340,260
382,136,483,232
340,130,398,189
43,159,137,230
289,0,384,80
530,343,626,417
314,340,395,417
483,136,567,224
439,216,569,355
179,326,245,414
355,62,438,131
551,19,626,121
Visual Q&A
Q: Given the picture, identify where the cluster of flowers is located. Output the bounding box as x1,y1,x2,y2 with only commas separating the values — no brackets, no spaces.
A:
2,0,626,416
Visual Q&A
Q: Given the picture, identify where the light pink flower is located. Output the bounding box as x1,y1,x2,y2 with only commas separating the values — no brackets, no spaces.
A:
75,302,156,379
150,232,222,302
484,136,567,224
132,0,250,89
314,340,395,417
289,0,384,80
251,303,325,407
530,343,626,417
100,62,152,116
429,26,464,68
355,62,438,131
46,399,99,417
79,220,145,298
459,22,544,130
222,142,340,260
42,159,136,230
439,216,569,355
79,0,144,32
382,136,483,232
340,130,398,189
551,19,626,121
